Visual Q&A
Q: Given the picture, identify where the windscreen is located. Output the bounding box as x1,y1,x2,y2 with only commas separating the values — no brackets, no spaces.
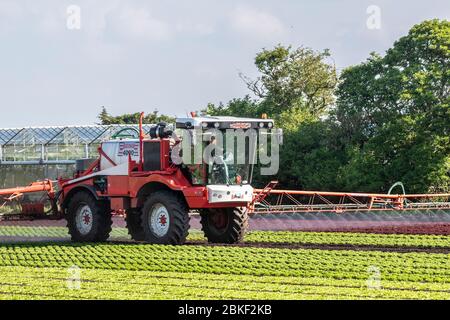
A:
182,128,258,186
206,130,256,185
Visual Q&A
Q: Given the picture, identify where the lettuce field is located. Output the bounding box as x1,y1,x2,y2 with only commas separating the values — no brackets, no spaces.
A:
0,225,449,300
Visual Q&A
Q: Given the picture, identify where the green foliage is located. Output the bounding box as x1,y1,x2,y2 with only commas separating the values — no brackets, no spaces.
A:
246,46,337,117
203,96,261,118
1,239,450,299
335,19,450,193
1,226,449,299
206,46,337,120
275,108,343,190
98,107,175,125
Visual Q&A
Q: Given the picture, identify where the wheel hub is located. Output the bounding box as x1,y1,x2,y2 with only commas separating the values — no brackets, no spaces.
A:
75,204,93,236
149,203,170,237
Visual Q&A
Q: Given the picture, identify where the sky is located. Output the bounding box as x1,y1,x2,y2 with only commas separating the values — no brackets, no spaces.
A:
0,0,448,127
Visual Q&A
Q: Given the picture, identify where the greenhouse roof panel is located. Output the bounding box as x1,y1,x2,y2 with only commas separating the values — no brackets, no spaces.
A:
0,124,157,146
0,128,23,145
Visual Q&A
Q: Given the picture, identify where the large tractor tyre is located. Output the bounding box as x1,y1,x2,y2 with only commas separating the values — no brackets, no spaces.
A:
125,209,145,241
140,191,190,245
66,192,113,242
200,207,249,244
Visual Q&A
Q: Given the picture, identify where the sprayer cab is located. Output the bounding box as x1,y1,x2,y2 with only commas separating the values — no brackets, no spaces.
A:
174,116,282,187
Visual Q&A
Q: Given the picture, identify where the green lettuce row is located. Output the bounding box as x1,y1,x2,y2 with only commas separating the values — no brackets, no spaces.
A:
243,231,450,248
0,226,129,238
0,244,449,284
1,226,449,249
0,266,449,300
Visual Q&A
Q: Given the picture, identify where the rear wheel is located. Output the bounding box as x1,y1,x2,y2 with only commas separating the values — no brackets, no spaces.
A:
66,192,112,242
140,191,190,245
200,207,248,244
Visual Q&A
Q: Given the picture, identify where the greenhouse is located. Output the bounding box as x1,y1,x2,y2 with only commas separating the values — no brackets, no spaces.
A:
0,124,153,164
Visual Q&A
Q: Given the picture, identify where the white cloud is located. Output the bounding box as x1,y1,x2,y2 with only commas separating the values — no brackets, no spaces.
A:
80,1,121,39
175,22,215,37
230,5,286,38
0,1,23,35
115,6,171,41
36,10,64,35
113,6,216,41
81,40,124,64
0,2,214,41
0,1,23,19
0,2,64,36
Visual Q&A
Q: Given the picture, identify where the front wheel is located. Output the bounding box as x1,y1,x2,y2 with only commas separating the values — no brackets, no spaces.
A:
200,207,249,244
140,191,190,245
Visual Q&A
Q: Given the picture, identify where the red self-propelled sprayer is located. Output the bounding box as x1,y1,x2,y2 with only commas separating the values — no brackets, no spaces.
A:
0,113,449,243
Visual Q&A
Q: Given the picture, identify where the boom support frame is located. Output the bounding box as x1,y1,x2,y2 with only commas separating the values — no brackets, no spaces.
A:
252,186,450,214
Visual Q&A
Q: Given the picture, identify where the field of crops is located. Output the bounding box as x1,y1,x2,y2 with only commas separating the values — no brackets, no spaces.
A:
0,225,449,300
1,226,450,249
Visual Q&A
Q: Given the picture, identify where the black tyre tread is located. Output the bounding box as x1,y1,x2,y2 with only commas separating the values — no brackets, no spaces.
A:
66,192,112,242
140,190,190,245
125,209,145,241
200,207,248,244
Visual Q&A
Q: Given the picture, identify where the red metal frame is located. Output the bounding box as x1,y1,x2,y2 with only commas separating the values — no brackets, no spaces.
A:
0,180,55,203
98,147,117,167
0,180,58,220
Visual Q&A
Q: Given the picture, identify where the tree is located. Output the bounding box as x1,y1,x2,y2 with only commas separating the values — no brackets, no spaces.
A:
205,45,337,119
276,107,343,190
335,19,450,192
203,96,260,118
333,53,388,147
98,107,175,125
242,45,337,117
335,20,449,146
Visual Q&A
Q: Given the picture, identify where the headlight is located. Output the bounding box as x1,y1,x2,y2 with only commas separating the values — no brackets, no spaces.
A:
268,122,273,128
259,122,265,128
214,122,220,128
201,122,208,128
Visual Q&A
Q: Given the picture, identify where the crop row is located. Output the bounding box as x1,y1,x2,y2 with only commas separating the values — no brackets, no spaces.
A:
0,266,449,300
0,226,129,238
1,226,449,248
0,243,449,284
242,231,450,248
